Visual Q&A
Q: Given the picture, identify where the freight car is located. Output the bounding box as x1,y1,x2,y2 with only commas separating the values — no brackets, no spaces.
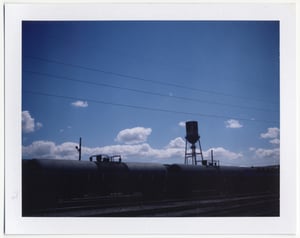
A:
22,155,279,215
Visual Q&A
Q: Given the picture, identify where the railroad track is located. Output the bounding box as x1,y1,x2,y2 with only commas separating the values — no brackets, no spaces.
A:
30,192,279,217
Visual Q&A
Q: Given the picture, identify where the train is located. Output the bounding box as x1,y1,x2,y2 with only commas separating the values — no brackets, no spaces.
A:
22,154,279,216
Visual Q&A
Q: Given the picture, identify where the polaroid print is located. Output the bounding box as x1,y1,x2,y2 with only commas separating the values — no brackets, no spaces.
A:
4,3,297,235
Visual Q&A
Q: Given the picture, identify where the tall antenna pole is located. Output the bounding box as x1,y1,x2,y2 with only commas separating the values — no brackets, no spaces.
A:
76,137,82,161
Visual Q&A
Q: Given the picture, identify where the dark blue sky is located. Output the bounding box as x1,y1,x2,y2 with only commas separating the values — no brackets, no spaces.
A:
22,21,279,166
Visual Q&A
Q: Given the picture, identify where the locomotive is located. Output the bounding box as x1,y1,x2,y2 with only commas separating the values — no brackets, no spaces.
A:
22,154,279,216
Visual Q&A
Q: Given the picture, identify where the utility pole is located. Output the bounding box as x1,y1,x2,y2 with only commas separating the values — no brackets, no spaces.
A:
75,137,82,161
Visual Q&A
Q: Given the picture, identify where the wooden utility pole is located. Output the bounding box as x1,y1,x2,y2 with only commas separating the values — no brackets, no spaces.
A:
76,137,82,161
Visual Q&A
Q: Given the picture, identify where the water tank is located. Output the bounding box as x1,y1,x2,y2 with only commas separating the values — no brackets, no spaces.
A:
185,121,200,144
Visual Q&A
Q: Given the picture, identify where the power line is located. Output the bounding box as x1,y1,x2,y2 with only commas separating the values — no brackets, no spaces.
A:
24,55,279,106
23,69,279,113
23,90,279,124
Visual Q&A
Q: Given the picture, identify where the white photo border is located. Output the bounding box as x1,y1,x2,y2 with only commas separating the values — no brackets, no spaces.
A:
4,2,297,235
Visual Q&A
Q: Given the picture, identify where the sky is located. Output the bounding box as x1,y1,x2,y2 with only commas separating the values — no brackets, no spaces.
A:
22,21,279,166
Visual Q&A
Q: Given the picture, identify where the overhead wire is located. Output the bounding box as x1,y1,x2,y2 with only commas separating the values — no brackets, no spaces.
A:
23,69,279,113
23,90,279,124
24,55,279,106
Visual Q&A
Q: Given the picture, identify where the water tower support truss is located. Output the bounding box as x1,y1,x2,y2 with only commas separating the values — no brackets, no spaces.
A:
184,136,204,165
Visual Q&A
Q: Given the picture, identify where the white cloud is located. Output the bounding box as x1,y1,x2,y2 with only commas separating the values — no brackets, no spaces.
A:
115,127,152,145
260,127,279,139
22,110,42,133
22,140,56,159
255,148,280,159
89,143,178,160
86,143,152,158
22,139,278,166
22,111,35,133
246,146,279,165
225,119,243,128
178,121,186,127
245,128,280,165
71,100,88,108
269,138,280,145
260,127,280,145
22,141,80,160
56,142,80,158
204,147,243,161
165,137,185,149
22,138,186,162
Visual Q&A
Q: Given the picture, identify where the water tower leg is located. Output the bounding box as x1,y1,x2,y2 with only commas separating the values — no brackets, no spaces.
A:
185,139,188,164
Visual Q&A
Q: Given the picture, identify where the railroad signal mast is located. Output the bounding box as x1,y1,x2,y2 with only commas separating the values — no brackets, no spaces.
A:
75,137,82,161
184,121,204,165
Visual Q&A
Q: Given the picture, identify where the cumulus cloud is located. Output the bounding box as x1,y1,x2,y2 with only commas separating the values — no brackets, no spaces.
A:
22,141,56,159
71,100,88,108
204,147,243,161
225,119,243,128
86,143,152,158
115,127,152,145
22,110,43,133
252,148,280,165
23,141,80,160
260,127,279,139
243,128,280,165
247,145,279,165
165,137,185,149
22,138,280,166
269,138,280,145
22,137,186,162
260,127,280,145
22,111,35,133
255,148,280,159
88,143,179,160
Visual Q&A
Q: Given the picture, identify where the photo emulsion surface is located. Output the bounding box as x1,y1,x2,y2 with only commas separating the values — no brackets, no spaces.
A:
21,21,280,217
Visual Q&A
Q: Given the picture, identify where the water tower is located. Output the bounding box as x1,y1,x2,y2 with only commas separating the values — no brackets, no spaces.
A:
185,121,204,165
